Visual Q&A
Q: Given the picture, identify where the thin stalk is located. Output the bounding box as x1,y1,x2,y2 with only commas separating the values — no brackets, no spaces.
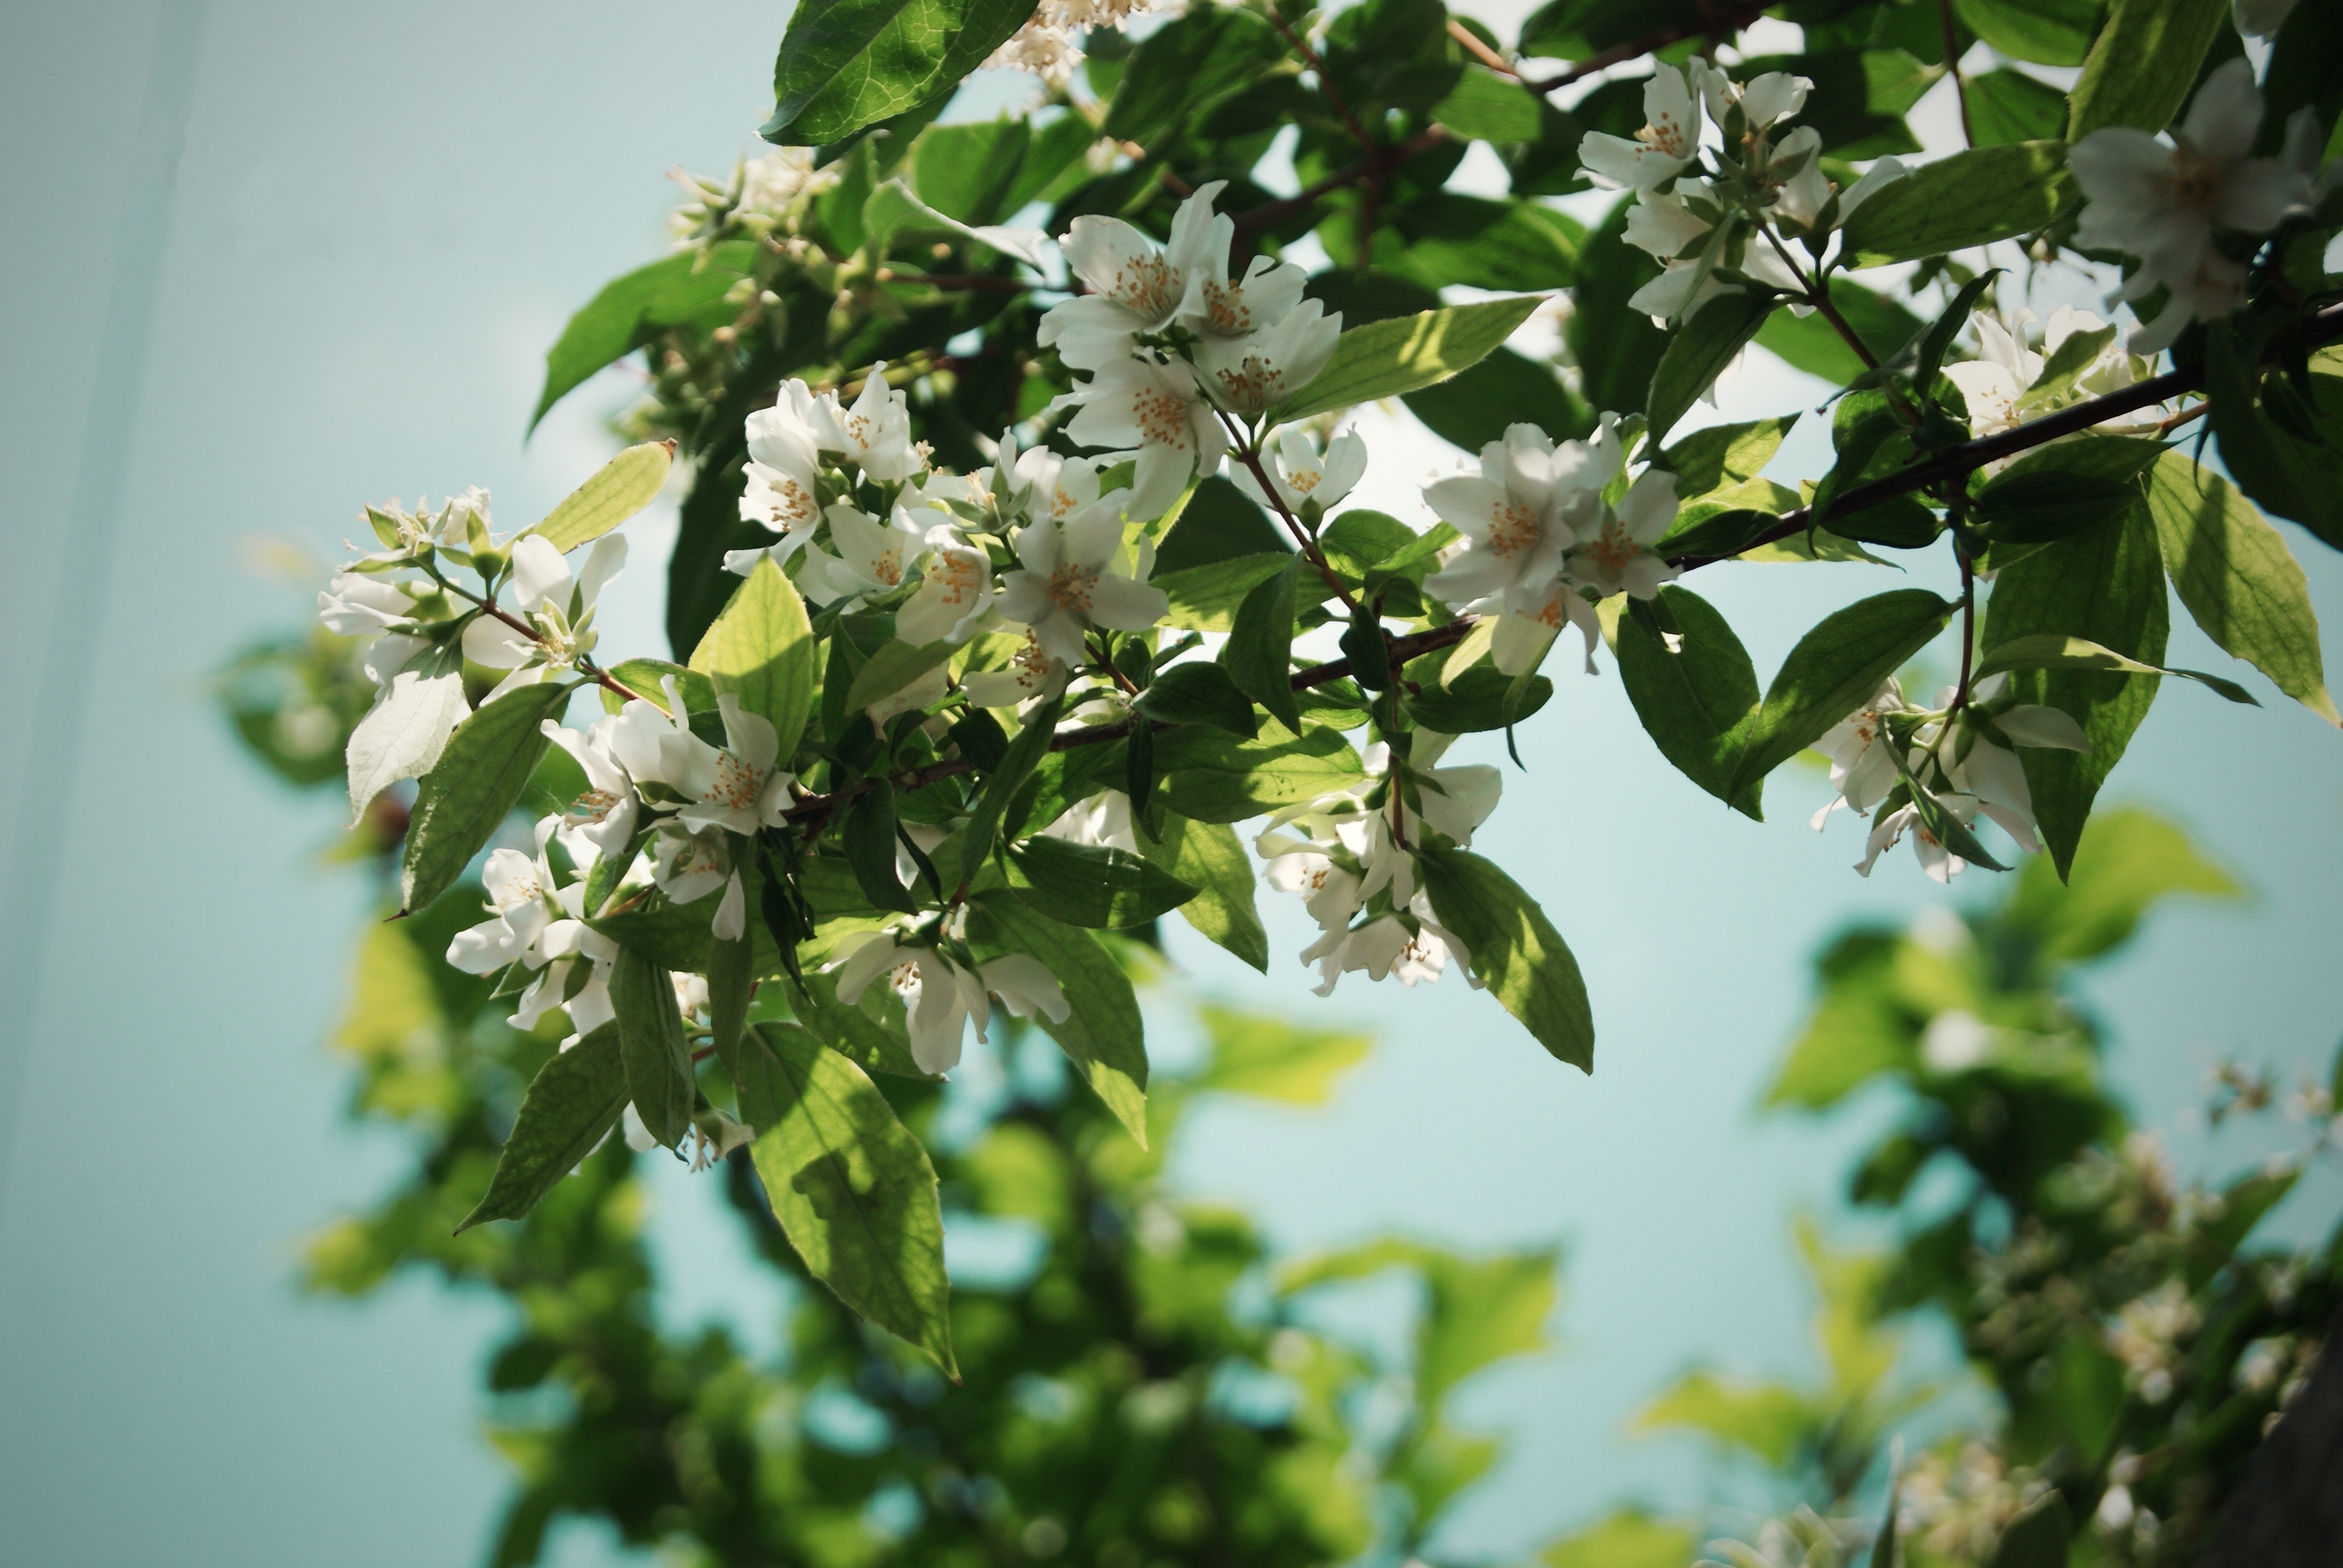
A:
1936,0,1975,149
1214,408,1359,611
1265,7,1375,152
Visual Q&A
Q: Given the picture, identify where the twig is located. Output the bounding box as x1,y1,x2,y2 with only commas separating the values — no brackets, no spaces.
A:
874,270,1031,293
1446,18,1517,76
1519,0,1775,94
1216,409,1360,612
1936,0,1975,149
1264,7,1375,152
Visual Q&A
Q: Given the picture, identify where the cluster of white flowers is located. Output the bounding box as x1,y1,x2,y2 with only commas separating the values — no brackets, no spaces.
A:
2071,57,2328,354
1810,673,2091,881
1254,734,1496,995
1579,59,1906,326
1939,303,2142,450
831,920,1071,1076
1421,416,1682,676
984,0,1174,88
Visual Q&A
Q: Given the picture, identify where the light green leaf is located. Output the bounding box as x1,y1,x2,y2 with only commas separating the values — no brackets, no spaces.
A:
531,246,754,431
1132,662,1259,738
1004,836,1197,928
1839,140,2079,267
1982,500,2169,877
788,971,932,1079
689,554,818,757
1432,66,1545,142
346,665,467,825
401,681,571,914
1418,847,1594,1071
2144,452,2339,724
1277,1237,1557,1410
844,638,955,718
1273,296,1544,422
1192,1003,1368,1102
1973,632,2258,704
970,892,1150,1145
528,440,675,554
761,0,1038,146
455,1025,629,1232
1136,815,1269,972
1955,0,2100,65
1155,552,1297,632
598,658,715,716
1155,725,1365,823
2067,0,2227,139
1728,590,1956,796
1539,1512,1700,1568
1657,415,1800,502
1614,586,1763,817
1647,293,1775,443
1221,555,1303,734
738,1023,957,1376
1632,1371,1815,1467
1967,68,2073,146
961,693,1065,886
2005,805,2243,964
612,947,693,1150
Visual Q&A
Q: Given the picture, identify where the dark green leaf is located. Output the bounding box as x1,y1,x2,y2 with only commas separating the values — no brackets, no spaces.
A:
762,0,1039,146
961,693,1065,885
737,1024,957,1375
1403,346,1590,452
1404,665,1553,733
1839,141,2079,267
1133,661,1259,737
1153,476,1288,577
613,947,694,1150
1648,293,1775,443
1955,0,2100,64
1275,296,1544,422
1418,847,1594,1071
1155,724,1366,822
454,1025,629,1232
1101,6,1284,145
531,246,755,431
1431,66,1545,142
845,782,917,912
1729,590,1956,795
1971,468,2140,544
706,924,755,1081
1156,552,1294,632
1386,196,1581,293
908,117,1027,226
2205,323,2343,552
788,971,931,1079
2067,0,2226,139
1006,835,1197,927
1221,555,1303,734
1136,814,1269,972
1985,1495,2071,1568
1570,195,1668,417
1614,586,1763,817
970,892,1150,1143
1967,69,2073,146
1972,632,2258,704
401,682,571,914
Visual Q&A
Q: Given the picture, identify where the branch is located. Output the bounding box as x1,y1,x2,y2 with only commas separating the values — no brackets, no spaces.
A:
1230,128,1449,238
1520,0,1775,94
1668,299,2343,570
1264,6,1374,152
1936,0,1975,149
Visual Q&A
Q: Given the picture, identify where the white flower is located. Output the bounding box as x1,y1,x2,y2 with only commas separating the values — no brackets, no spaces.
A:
1044,788,1139,853
984,20,1084,85
1622,186,1715,261
1495,577,1604,678
1939,675,2092,851
2071,58,2313,353
831,935,1070,1075
1194,298,1342,416
1062,356,1228,521
814,367,926,480
650,821,749,939
1260,733,1499,918
1297,897,1473,996
1809,678,1916,829
994,497,1171,666
1230,426,1366,515
1689,59,1810,132
1627,255,1739,325
2232,0,2298,37
447,824,617,997
318,574,431,688
1855,797,1979,882
894,523,995,645
1942,309,2046,440
1424,420,1614,612
736,381,827,552
1179,249,1312,342
1041,180,1228,370
822,501,934,599
1565,469,1680,599
461,533,628,699
963,626,1072,710
1262,842,1365,930
1579,65,1703,193
541,713,641,865
609,679,797,836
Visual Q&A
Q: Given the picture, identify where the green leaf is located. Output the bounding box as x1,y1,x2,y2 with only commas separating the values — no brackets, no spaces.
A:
843,638,954,718
1155,724,1366,823
598,658,715,716
1154,477,1288,577
1756,281,1924,384
1403,664,1553,733
401,682,571,914
531,246,754,431
1955,0,2100,65
1737,48,1935,157
908,116,1027,226
1614,586,1763,817
2205,323,2343,552
1221,556,1303,734
1971,466,2143,544
844,782,917,913
788,971,931,1079
1432,65,1545,141
2004,805,2242,964
1276,1238,1558,1409
1838,140,2079,267
1570,195,1670,419
706,926,755,1080
1136,814,1268,972
960,694,1065,885
1985,1495,2071,1568
1973,632,2258,704
2067,0,2227,140
1967,68,2073,146
454,1024,629,1232
1100,5,1283,146
688,555,818,757
612,947,693,1150
1418,846,1594,1071
1539,1512,1700,1568
1982,500,2169,878
528,440,675,554
1647,293,1775,443
1004,835,1198,927
1658,416,1799,501
1632,1371,1815,1466
762,0,1039,146
1729,590,1956,796
737,1024,957,1376
1402,346,1590,452
1133,661,1259,738
1385,196,1581,293
970,893,1150,1143
1274,296,1544,422
1155,552,1294,632
2144,452,2339,724
1191,1004,1368,1103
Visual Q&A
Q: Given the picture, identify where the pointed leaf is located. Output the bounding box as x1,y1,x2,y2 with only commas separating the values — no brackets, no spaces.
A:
612,947,693,1149
1418,846,1594,1071
689,554,818,759
455,1025,629,1232
528,440,675,553
1273,296,1544,422
1136,814,1269,972
1221,556,1303,734
401,681,571,914
971,892,1149,1144
1729,590,1956,795
1004,835,1197,928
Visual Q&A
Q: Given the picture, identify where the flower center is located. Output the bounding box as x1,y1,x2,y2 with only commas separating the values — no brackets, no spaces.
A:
1132,387,1193,448
1287,465,1323,495
491,875,541,913
931,551,981,606
1484,500,1542,561
1211,356,1284,410
704,753,764,812
568,788,623,827
871,545,904,587
1581,517,1637,578
1201,278,1252,334
1110,254,1179,320
890,961,922,999
1046,562,1098,614
2160,146,2224,215
1639,111,1690,160
767,477,814,529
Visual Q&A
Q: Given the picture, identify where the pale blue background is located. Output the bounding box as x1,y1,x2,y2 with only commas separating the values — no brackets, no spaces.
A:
1,4,2336,1564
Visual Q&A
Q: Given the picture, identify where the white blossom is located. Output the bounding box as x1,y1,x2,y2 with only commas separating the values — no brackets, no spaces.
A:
831,935,1070,1075
736,381,828,552
1579,65,1704,193
1809,678,1916,829
994,496,1171,667
814,367,927,480
1565,469,1681,600
461,533,628,700
1688,59,1810,132
895,522,996,645
1062,355,1228,520
541,713,641,864
963,627,1072,710
1230,426,1366,515
1194,298,1342,416
609,679,798,837
1041,181,1228,370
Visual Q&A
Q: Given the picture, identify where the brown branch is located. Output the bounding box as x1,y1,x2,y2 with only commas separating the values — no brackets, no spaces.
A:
1265,7,1375,152
1230,128,1449,238
1936,0,1974,149
1668,299,2343,570
1521,0,1775,94
1446,18,1517,76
